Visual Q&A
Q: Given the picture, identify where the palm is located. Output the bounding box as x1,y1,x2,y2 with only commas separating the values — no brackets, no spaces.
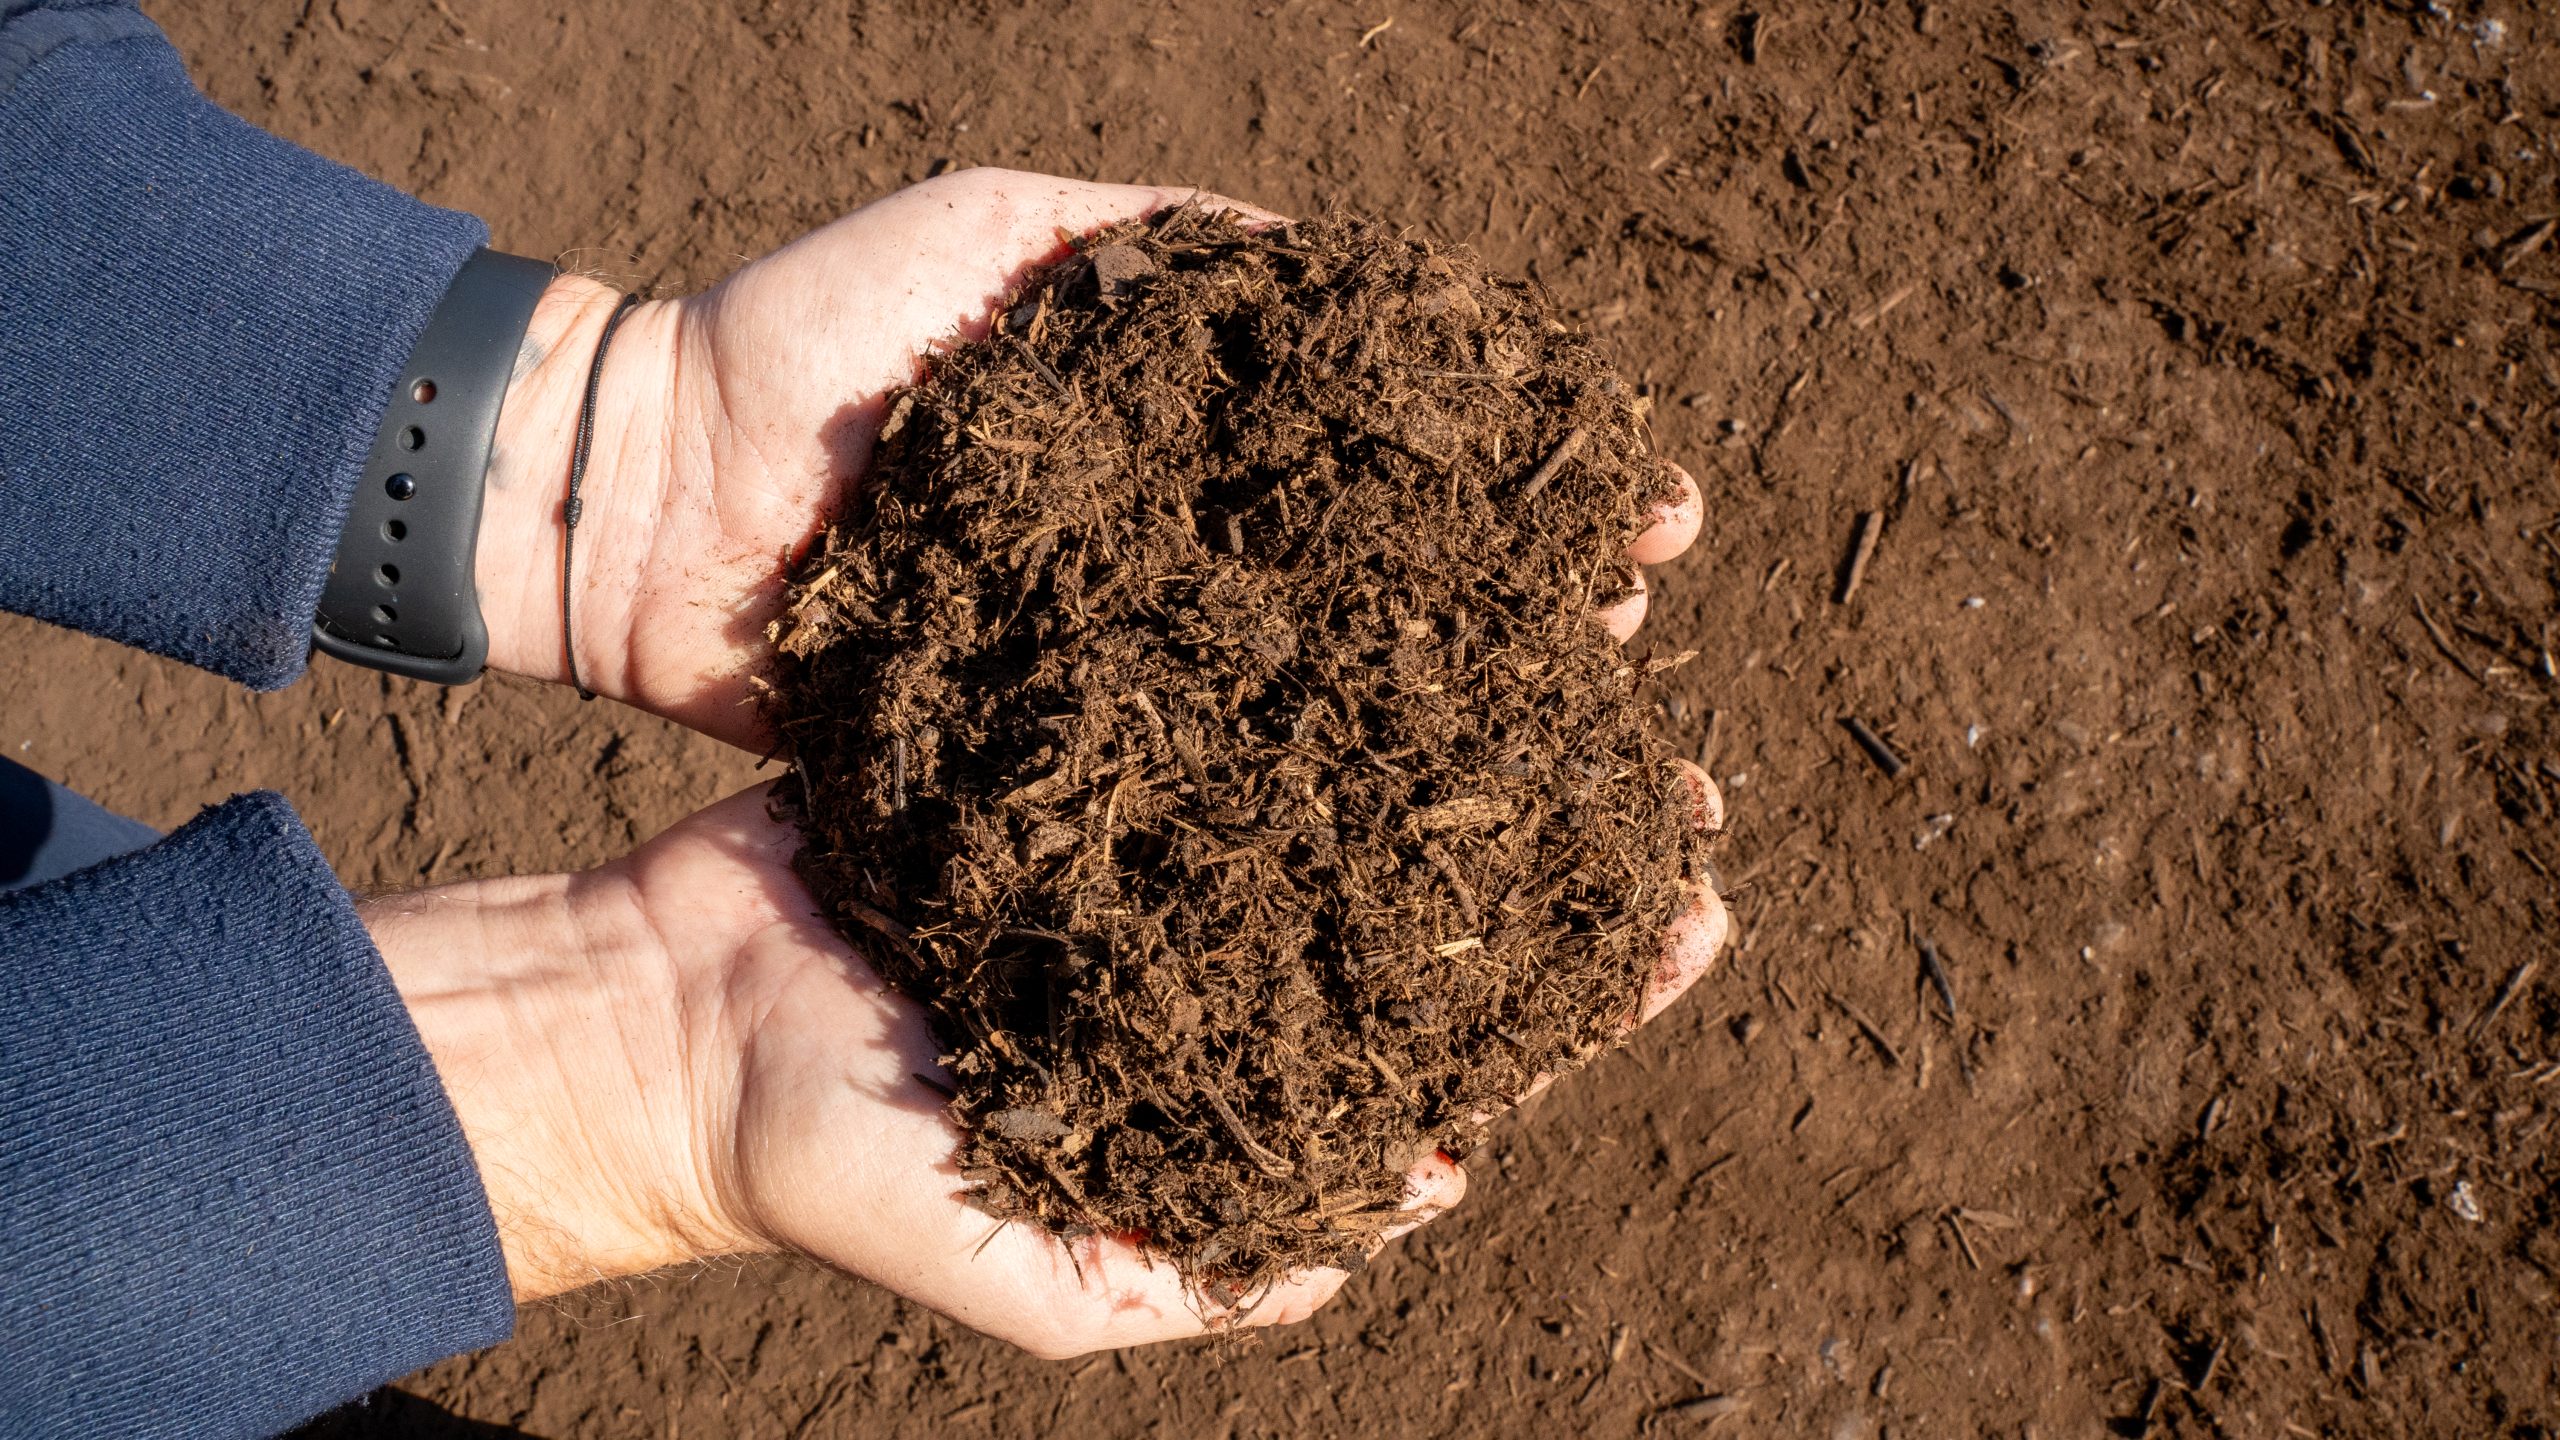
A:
610,172,1225,746
621,787,1383,1354
575,171,1729,1352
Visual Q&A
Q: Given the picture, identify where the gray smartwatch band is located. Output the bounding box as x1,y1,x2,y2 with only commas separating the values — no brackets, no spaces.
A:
314,248,555,684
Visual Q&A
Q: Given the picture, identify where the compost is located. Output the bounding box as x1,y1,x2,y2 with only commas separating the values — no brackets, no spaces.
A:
769,208,1706,1291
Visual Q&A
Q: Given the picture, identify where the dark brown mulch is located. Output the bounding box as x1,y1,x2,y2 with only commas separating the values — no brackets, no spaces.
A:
769,208,1707,1293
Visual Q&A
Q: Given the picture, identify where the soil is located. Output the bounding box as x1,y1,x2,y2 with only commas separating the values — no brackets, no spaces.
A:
14,0,2551,1436
769,209,1704,1290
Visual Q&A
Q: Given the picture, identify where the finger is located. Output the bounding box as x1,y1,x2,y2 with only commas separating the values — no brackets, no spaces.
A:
1018,1143,1464,1350
959,1180,1327,1353
1675,757,1726,834
1463,888,1720,1116
868,168,1175,256
1625,463,1703,566
1595,568,1650,642
862,171,1284,304
1150,186,1293,228
633,781,799,868
1637,883,1730,1025
1000,1225,1275,1354
1223,1264,1352,1330
1372,1147,1469,1245
1243,1151,1465,1326
1463,762,1726,1120
1236,1149,1468,1331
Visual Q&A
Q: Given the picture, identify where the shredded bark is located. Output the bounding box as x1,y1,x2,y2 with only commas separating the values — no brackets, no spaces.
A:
769,207,1708,1295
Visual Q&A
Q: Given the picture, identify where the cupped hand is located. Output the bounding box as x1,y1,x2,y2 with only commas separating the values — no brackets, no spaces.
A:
399,166,1727,1353
468,167,1706,744
369,773,1726,1356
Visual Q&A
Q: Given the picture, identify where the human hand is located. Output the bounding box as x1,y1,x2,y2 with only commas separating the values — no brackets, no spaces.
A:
420,165,1728,1350
365,777,1727,1354
466,167,1706,744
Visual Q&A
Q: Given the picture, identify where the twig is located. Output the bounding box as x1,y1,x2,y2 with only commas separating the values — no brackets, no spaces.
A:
2130,1377,2166,1428
788,1372,856,1440
2471,959,2539,1038
1422,840,1483,929
1513,426,1590,501
1014,334,1071,396
1943,1210,1982,1269
1849,283,1918,330
1362,1045,1406,1092
1840,716,1907,778
1830,993,1904,1067
1835,510,1883,603
2497,216,2557,273
2412,595,2487,686
1644,1339,1715,1389
1202,1090,1297,1177
1919,939,1958,1022
1574,54,1614,100
1661,1395,1748,1422
1170,727,1215,792
842,897,914,940
2195,1335,2228,1392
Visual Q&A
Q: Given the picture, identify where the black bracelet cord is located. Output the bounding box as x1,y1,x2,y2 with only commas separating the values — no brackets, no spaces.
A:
564,293,641,701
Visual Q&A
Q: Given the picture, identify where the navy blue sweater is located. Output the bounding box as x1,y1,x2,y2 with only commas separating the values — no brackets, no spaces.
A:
1,4,517,1433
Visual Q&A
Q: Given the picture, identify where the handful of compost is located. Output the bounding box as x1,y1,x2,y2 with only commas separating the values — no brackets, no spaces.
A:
768,207,1712,1295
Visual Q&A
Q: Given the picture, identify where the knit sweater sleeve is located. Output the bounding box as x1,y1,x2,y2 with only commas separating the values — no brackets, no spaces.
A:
0,0,487,688
0,794,515,1438
0,8,519,1434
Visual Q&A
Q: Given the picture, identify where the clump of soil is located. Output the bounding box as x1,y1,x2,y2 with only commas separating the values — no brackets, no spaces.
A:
768,206,1709,1294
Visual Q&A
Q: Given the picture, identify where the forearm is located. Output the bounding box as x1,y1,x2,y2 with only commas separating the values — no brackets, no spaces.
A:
473,275,692,697
362,861,765,1302
0,5,483,687
0,795,512,1437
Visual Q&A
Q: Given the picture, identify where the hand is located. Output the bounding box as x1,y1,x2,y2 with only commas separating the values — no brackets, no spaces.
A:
468,167,1706,744
418,165,1728,1351
365,778,1728,1355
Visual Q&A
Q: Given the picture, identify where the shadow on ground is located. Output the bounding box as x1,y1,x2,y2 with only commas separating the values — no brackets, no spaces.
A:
287,1390,540,1440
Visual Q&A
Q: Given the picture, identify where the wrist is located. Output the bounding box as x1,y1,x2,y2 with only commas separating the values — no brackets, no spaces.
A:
363,866,764,1301
474,274,688,700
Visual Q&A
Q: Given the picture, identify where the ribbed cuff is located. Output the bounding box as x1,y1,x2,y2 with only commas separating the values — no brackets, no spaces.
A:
0,793,514,1438
0,14,488,688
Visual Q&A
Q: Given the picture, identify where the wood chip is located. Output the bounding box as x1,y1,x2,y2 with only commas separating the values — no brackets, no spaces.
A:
1661,1394,1749,1422
1410,796,1520,833
1834,511,1883,604
1513,425,1590,501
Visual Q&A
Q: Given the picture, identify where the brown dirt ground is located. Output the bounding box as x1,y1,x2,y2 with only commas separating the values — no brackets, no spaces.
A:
11,1,2552,1435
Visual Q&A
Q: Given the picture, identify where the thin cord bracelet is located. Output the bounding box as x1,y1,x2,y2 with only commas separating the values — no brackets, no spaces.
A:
564,292,642,701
